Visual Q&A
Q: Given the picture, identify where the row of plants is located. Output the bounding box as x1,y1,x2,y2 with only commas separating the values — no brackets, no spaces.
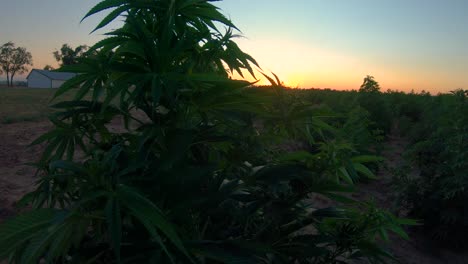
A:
0,0,413,263
295,80,468,249
391,89,468,247
277,72,468,250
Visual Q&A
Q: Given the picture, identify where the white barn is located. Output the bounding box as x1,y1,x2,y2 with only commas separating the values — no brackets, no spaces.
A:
27,69,76,88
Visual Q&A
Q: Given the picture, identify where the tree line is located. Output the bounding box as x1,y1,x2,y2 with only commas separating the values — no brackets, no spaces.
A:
0,42,89,86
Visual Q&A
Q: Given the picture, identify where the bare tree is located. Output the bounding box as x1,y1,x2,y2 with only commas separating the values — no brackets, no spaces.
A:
0,42,33,87
53,44,89,66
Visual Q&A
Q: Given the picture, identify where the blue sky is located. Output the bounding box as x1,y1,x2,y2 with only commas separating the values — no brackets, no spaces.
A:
1,0,467,92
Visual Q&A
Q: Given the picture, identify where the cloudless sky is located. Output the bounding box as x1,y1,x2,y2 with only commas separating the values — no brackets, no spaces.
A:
1,0,467,93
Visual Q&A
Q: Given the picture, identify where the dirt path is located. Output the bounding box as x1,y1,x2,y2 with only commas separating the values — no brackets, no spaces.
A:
354,132,468,264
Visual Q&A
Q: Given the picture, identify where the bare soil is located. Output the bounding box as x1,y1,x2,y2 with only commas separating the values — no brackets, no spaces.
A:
0,121,51,222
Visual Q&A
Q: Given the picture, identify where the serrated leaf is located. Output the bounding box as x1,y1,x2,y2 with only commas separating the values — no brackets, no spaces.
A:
351,155,384,163
92,5,128,33
396,218,420,226
279,151,314,162
82,0,126,23
116,185,191,261
0,209,56,259
49,160,85,174
353,163,377,179
389,225,409,240
53,74,90,99
338,166,353,184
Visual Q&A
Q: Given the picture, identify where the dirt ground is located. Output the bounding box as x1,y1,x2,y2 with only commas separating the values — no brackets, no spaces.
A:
0,121,51,221
0,120,467,263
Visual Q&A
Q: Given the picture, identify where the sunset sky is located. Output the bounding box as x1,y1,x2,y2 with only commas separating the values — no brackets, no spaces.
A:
1,0,467,93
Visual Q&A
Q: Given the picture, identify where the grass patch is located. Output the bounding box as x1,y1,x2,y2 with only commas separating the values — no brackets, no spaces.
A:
0,87,69,124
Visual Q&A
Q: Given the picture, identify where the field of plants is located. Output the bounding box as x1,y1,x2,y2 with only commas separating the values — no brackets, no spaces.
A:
0,0,467,263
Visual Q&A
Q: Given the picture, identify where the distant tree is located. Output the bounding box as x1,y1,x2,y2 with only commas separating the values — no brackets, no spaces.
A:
53,44,89,66
0,41,33,87
43,65,55,70
359,75,381,93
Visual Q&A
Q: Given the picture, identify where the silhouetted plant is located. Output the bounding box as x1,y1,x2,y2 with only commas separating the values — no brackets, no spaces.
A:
358,76,392,134
359,75,381,93
0,1,413,263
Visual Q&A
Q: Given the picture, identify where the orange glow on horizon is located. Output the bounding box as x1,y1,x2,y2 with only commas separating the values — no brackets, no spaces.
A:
224,36,463,94
15,36,461,94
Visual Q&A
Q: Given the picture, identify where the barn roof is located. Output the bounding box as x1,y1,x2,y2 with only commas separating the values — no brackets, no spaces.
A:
27,69,77,81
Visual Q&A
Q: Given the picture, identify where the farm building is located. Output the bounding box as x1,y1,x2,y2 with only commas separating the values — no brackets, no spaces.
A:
27,69,76,88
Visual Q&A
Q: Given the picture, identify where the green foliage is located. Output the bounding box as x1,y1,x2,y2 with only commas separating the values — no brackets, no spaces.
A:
359,75,381,93
356,76,392,134
358,95,392,135
341,106,384,153
0,41,33,86
283,86,468,248
0,1,411,263
53,44,90,66
394,89,468,246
